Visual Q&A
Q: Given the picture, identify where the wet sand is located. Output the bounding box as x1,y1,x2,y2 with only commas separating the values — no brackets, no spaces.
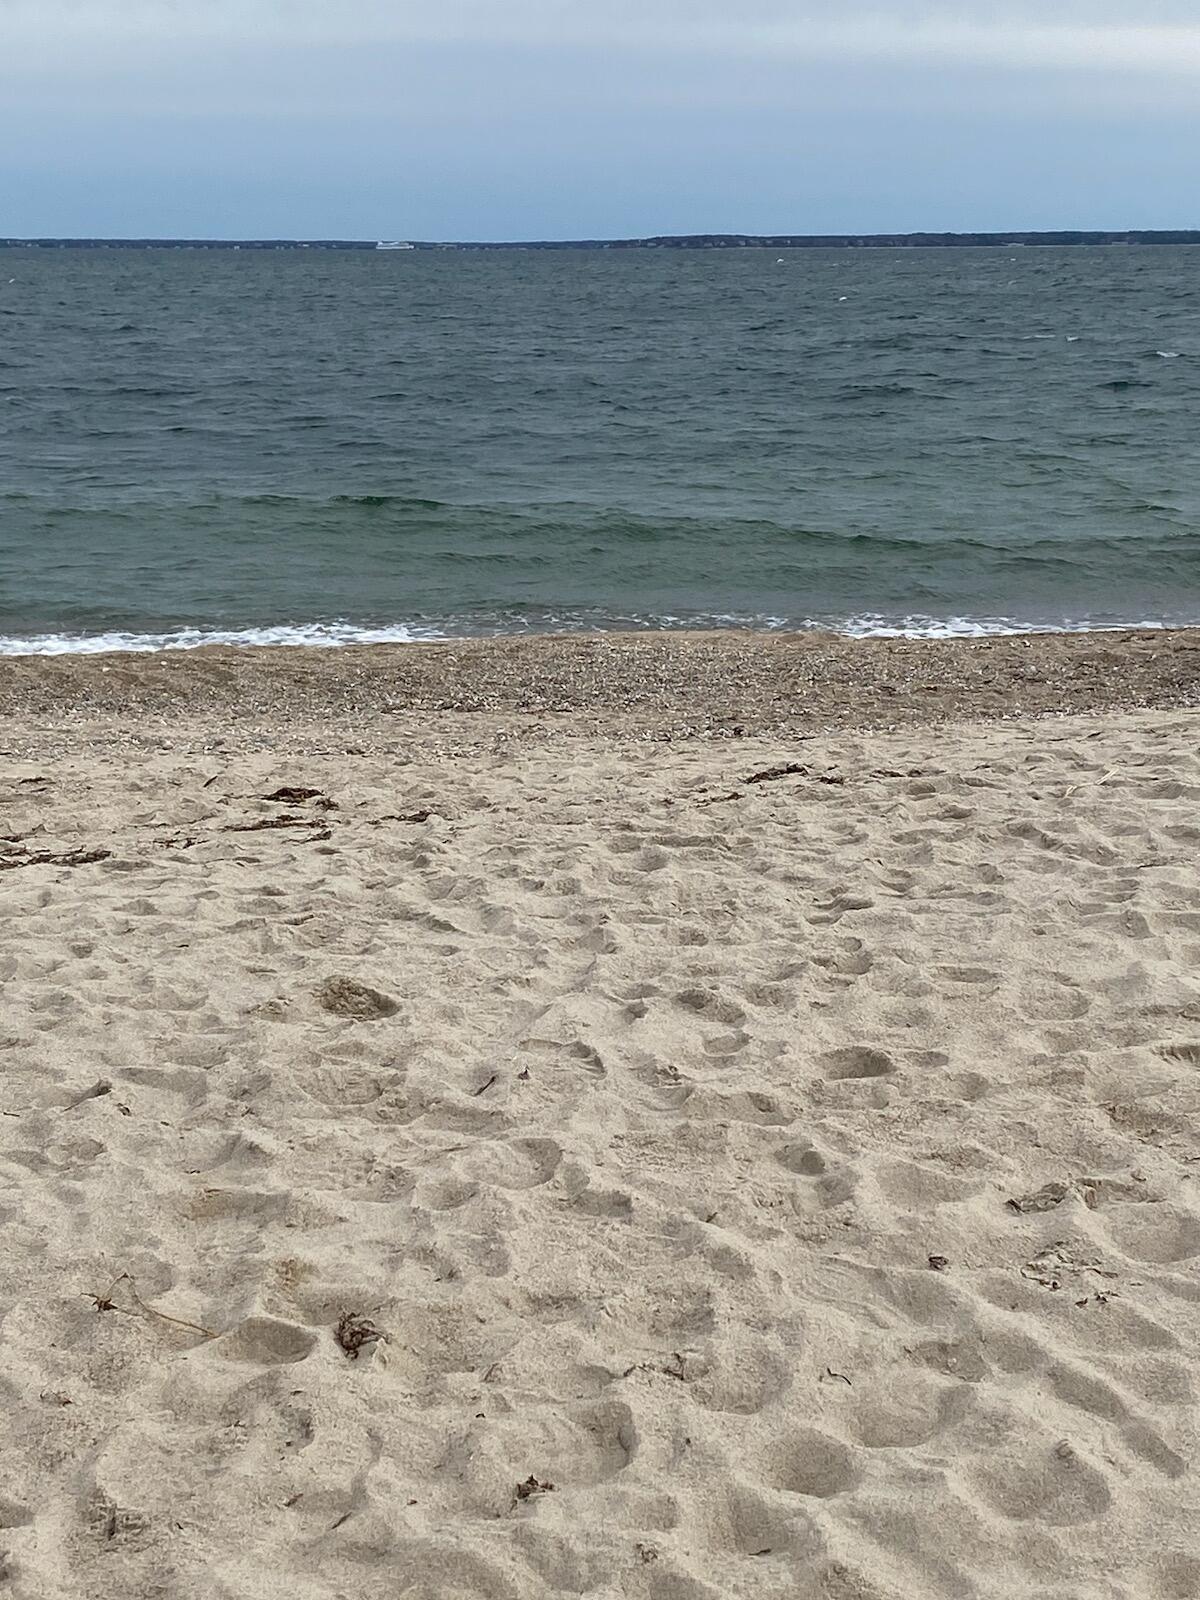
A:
1,627,1198,755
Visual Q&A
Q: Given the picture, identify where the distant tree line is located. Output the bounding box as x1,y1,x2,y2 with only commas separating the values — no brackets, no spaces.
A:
4,231,1200,250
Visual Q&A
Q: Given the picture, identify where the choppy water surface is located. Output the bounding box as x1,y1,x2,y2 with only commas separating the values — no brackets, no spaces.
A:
1,246,1198,650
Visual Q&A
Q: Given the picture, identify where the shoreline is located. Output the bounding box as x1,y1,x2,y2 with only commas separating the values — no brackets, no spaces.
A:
1,626,1197,752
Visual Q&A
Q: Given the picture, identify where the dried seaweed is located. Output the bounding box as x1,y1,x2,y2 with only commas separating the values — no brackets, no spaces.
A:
514,1476,555,1502
335,1310,384,1359
224,814,314,833
745,761,807,785
0,846,111,871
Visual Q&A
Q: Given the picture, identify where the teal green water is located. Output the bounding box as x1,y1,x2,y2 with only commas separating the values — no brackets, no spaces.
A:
1,246,1197,651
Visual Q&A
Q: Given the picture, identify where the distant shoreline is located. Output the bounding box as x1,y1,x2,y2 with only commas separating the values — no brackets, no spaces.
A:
6,229,1200,251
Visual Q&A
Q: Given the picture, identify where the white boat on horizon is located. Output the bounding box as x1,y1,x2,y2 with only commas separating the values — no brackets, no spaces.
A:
376,240,415,251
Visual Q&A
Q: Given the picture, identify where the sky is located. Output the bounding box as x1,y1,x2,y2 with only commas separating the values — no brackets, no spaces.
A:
3,1,1200,238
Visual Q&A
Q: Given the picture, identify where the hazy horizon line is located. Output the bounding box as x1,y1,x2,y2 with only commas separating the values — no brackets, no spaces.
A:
5,226,1200,248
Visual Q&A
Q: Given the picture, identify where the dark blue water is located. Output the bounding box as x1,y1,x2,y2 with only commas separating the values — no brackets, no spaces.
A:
1,245,1198,651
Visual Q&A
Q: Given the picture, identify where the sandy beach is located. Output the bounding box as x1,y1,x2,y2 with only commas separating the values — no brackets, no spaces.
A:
1,630,1199,1599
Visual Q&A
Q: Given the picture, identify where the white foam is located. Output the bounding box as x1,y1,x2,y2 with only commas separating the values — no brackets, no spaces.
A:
1156,350,1182,358
0,620,447,657
829,615,1170,640
0,614,1178,656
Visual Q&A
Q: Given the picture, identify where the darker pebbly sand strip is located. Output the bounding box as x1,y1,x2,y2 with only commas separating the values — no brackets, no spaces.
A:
0,628,1198,751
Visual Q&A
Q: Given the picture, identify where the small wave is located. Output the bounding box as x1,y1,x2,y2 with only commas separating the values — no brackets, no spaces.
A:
328,493,445,509
1156,350,1182,359
0,613,1180,656
0,621,448,656
830,615,1170,640
837,382,916,399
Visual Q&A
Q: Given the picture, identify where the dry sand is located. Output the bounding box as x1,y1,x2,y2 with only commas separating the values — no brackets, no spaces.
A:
1,634,1199,1598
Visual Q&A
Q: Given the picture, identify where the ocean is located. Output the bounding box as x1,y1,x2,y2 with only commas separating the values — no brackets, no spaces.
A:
1,245,1198,652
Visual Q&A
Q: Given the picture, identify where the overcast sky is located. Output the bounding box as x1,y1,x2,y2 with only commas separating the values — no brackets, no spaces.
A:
4,1,1199,237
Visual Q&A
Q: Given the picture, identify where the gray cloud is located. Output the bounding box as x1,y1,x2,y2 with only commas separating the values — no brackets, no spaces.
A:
8,0,1200,75
5,0,1198,236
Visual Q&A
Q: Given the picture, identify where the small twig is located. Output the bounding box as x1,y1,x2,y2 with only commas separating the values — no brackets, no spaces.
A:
471,1073,498,1097
86,1272,218,1340
617,1354,690,1383
62,1079,112,1112
123,1278,219,1339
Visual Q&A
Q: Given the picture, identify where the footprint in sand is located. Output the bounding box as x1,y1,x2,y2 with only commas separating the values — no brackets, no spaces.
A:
975,1440,1112,1526
935,965,1000,986
315,975,399,1020
849,1374,967,1449
812,937,873,977
910,1337,988,1384
690,1342,792,1415
807,892,874,926
760,1427,861,1498
821,1046,895,1080
1100,1205,1200,1265
703,1029,750,1057
0,1497,33,1530
674,988,747,1027
776,1144,826,1177
689,1089,792,1126
570,1185,633,1221
706,1484,827,1560
1018,975,1091,1021
462,1137,563,1191
214,1316,317,1365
